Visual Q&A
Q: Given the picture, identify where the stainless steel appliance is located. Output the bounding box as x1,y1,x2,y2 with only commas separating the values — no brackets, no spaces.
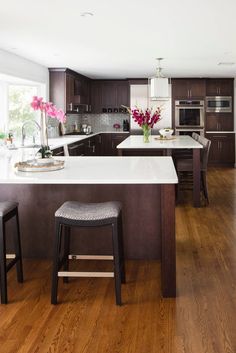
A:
206,96,232,113
175,100,205,129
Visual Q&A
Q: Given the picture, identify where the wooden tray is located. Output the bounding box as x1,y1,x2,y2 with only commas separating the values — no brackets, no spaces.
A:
154,136,176,141
15,159,65,172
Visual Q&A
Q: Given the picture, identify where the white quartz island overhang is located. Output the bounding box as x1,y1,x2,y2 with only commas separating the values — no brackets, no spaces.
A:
0,156,178,297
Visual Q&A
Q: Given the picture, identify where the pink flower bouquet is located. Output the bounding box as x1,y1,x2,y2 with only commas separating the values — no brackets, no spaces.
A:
31,96,66,157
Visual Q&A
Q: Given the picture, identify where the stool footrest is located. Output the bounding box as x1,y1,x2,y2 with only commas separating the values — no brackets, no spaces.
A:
58,271,114,278
6,254,16,259
68,255,114,261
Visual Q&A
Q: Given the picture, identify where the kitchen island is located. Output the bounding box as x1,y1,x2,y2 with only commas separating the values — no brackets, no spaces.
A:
0,155,178,297
117,135,203,207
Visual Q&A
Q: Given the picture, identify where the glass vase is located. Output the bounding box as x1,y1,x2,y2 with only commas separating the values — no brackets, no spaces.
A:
40,111,49,158
142,124,151,143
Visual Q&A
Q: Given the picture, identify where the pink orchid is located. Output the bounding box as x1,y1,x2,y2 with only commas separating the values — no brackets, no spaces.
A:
30,96,66,123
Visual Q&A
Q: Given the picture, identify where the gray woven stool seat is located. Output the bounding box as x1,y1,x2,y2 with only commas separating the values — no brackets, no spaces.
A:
51,200,126,306
0,201,18,217
55,201,122,223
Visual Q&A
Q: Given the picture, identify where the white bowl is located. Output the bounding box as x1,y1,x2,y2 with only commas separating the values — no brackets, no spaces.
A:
159,128,174,138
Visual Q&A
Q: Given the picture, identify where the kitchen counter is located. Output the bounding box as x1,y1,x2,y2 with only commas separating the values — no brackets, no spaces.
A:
0,155,177,297
49,131,129,150
116,135,203,150
0,156,177,184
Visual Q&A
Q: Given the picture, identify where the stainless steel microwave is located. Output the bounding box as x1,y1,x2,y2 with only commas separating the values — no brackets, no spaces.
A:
206,96,232,113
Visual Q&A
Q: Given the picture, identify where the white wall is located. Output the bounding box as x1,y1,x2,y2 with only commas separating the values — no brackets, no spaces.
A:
0,49,49,96
130,84,172,131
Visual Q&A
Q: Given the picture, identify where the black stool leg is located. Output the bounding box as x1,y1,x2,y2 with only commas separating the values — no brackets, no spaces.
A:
14,209,23,283
118,213,126,284
51,220,62,304
63,226,70,284
112,221,122,306
0,218,7,304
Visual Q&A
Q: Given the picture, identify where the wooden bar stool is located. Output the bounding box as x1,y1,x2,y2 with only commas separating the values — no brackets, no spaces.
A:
51,201,126,305
0,201,23,304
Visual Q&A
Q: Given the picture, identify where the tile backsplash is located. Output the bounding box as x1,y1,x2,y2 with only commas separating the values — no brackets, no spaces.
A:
48,113,130,137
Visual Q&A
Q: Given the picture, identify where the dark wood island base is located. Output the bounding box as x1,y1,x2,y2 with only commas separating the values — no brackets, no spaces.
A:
0,183,176,297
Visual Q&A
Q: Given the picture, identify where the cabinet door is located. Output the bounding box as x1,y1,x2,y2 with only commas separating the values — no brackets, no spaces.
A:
90,81,102,113
111,134,129,155
74,77,90,105
205,113,234,131
101,82,117,109
66,74,75,111
206,79,233,96
68,142,85,156
84,137,96,156
101,133,112,156
171,79,189,98
188,79,206,98
206,133,235,165
116,82,129,109
52,147,64,156
172,79,205,99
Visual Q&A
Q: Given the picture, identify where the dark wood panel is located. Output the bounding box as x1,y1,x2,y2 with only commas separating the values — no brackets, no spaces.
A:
172,78,206,99
205,113,234,131
0,184,161,260
206,78,234,96
206,133,235,166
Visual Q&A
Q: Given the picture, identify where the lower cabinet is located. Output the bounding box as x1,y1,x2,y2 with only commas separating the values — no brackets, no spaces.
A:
66,133,129,157
205,133,235,166
100,133,129,156
68,141,85,156
52,146,65,156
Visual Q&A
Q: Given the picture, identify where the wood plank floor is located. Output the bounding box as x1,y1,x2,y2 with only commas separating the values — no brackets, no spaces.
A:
1,167,236,353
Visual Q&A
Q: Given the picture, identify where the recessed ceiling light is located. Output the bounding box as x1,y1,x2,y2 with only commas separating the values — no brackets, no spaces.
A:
80,12,94,17
218,62,235,66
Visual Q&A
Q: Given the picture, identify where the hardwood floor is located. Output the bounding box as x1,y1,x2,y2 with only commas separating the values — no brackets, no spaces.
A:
1,167,236,353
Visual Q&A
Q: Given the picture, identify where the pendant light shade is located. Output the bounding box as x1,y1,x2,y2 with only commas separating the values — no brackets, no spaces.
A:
149,58,170,101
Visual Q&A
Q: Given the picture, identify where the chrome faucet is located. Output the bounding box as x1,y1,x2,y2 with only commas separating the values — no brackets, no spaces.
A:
21,120,41,147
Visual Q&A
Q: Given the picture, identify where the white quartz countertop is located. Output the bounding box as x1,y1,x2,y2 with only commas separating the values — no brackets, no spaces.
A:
0,156,178,185
117,135,203,149
49,131,129,150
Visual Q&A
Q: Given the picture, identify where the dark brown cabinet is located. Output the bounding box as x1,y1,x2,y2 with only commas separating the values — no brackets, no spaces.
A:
67,141,85,156
205,113,234,131
90,80,129,113
172,79,206,99
52,146,65,156
98,133,129,155
84,136,97,156
206,79,234,96
205,133,235,166
49,68,90,114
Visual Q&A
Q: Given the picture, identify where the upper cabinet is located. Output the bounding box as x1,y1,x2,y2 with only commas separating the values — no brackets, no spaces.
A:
49,68,91,114
172,79,206,99
90,80,129,113
206,78,234,96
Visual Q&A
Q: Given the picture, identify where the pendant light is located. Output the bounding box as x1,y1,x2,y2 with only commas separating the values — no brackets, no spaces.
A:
149,58,170,101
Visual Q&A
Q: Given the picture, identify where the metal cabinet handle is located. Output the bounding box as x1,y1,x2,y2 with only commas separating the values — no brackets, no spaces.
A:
92,145,95,153
69,143,84,150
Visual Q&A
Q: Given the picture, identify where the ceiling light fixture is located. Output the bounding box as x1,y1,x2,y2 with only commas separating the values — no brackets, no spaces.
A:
149,58,170,101
80,12,94,17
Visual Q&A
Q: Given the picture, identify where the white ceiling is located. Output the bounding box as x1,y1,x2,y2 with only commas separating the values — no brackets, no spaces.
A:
1,0,236,79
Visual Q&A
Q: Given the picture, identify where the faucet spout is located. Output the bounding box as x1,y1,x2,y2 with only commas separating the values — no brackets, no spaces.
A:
21,120,41,147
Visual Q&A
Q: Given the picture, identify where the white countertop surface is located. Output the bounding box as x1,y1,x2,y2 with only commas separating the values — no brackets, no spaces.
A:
117,135,203,149
0,156,178,185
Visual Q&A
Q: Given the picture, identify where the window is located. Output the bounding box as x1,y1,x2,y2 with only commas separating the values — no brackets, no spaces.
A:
0,74,46,143
8,85,38,140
